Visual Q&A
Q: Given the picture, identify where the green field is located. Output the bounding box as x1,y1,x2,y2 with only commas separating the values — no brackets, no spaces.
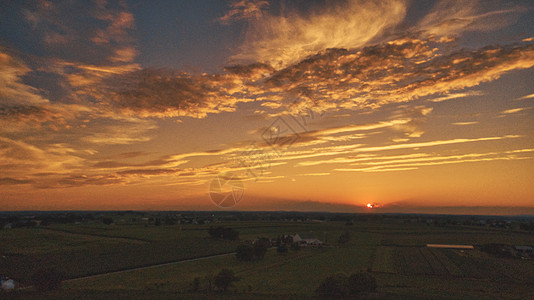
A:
1,217,534,299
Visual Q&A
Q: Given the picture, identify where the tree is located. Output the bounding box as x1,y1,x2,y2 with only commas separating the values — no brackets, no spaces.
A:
208,226,239,240
315,273,349,298
252,237,270,259
347,272,377,295
236,244,254,261
31,268,64,292
338,231,350,245
213,268,238,292
189,277,201,292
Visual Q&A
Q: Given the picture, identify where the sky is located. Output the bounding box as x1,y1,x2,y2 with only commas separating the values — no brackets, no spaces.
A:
1,0,534,214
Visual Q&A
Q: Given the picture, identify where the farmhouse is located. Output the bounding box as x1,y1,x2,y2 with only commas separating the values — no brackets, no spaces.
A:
293,233,323,247
1,278,15,290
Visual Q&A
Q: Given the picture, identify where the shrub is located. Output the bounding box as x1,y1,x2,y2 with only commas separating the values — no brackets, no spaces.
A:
348,272,377,294
315,273,349,298
236,244,254,261
213,269,238,292
208,226,239,240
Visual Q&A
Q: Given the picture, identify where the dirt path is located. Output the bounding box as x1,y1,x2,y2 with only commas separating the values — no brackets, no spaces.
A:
64,252,236,283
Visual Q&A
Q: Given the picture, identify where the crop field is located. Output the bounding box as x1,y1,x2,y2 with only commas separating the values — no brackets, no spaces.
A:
2,217,534,299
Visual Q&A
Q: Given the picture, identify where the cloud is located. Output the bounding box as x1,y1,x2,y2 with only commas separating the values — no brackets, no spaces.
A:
452,121,478,125
501,107,529,114
0,50,48,106
219,0,269,23
518,93,534,100
0,136,89,177
417,0,521,37
296,173,330,176
334,148,534,172
81,116,157,145
0,177,34,185
429,91,484,102
229,0,407,68
296,135,520,167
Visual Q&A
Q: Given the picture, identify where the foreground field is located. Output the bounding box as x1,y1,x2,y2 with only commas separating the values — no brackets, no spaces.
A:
1,217,534,299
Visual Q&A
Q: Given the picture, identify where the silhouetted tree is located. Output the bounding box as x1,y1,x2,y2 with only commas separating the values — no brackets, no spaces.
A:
315,273,349,298
208,226,239,240
236,244,254,261
189,277,201,292
253,237,270,259
214,269,237,292
347,272,377,295
277,245,288,254
338,231,350,245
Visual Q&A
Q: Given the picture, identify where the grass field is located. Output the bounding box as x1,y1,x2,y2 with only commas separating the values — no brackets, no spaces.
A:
1,218,534,299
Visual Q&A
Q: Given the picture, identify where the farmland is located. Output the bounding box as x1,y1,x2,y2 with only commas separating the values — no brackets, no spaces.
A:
1,212,534,299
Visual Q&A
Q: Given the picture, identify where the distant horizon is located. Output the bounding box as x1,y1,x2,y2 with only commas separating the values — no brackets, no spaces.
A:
2,203,534,217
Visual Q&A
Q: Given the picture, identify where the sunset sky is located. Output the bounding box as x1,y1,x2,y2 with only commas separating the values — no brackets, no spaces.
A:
1,0,533,213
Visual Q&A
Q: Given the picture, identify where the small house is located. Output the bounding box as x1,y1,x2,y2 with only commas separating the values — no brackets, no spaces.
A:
293,233,323,247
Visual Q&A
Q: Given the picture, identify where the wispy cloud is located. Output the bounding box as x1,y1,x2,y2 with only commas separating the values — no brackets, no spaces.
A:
334,148,534,172
229,0,407,68
518,93,534,100
451,121,478,125
219,0,269,23
429,91,484,103
501,107,529,114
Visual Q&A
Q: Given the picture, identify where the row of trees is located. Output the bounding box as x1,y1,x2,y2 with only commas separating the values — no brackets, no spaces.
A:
208,226,239,240
189,269,239,293
235,238,270,261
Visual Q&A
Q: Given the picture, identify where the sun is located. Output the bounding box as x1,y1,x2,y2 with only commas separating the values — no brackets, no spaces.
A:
366,203,374,208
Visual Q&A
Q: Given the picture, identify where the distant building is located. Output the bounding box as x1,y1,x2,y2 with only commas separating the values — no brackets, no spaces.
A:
293,233,323,247
1,278,15,290
514,246,533,253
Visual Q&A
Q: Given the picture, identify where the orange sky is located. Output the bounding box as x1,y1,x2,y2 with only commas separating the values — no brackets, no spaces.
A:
1,0,534,214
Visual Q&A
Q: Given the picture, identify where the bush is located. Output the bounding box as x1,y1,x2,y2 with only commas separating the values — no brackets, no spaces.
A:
253,238,270,259
208,226,239,240
214,268,238,292
236,244,254,261
236,239,269,261
348,272,377,294
338,231,350,245
31,268,64,292
315,273,349,298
